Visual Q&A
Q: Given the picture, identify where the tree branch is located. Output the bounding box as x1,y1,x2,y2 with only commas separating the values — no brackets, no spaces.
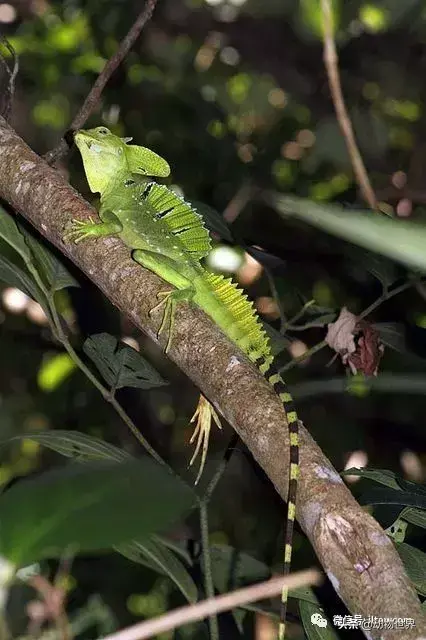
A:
320,0,378,211
100,571,320,640
0,117,425,639
44,0,159,165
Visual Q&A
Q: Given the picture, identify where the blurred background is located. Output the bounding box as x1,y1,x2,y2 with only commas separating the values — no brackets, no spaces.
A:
1,0,426,638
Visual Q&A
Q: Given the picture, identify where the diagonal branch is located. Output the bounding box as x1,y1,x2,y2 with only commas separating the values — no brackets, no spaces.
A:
0,117,425,639
44,0,159,165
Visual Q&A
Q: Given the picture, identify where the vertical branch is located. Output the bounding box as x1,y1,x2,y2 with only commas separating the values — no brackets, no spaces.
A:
320,0,378,211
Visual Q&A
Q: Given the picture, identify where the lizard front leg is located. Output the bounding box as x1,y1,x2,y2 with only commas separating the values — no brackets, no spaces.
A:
64,209,123,243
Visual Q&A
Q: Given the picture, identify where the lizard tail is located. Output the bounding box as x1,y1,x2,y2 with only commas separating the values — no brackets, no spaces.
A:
264,359,299,640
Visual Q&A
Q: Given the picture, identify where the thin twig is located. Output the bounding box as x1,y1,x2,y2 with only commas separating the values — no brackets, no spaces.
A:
44,0,160,165
279,277,423,373
320,0,378,211
0,36,18,120
99,570,320,640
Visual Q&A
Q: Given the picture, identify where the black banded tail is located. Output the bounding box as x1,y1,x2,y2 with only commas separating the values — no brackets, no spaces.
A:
259,358,299,640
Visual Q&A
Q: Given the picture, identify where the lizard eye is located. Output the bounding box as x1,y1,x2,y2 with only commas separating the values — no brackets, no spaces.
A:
97,127,110,136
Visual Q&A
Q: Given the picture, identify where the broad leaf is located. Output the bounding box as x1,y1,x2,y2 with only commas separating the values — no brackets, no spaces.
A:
400,507,426,529
0,206,32,263
23,229,79,292
396,543,426,596
83,333,167,391
0,252,45,301
209,544,270,592
341,468,401,490
273,195,426,274
116,536,198,603
4,430,132,463
375,323,409,355
0,459,195,565
348,247,399,290
359,487,426,510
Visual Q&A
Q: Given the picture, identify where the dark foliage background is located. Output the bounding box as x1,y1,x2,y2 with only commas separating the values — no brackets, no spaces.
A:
1,0,426,638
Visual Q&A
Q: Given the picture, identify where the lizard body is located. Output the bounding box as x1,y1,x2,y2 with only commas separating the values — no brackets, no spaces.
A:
66,126,300,639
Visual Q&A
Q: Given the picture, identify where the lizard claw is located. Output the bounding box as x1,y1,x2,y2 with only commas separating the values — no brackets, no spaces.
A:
63,218,98,243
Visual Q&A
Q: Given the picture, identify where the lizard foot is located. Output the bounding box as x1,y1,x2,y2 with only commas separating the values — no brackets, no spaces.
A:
189,394,222,485
149,289,193,354
63,218,100,243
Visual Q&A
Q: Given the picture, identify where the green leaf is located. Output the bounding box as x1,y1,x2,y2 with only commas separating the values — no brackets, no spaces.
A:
341,467,401,490
300,600,340,640
83,333,167,391
385,518,407,543
396,543,426,596
209,544,271,593
375,322,408,355
400,507,426,529
4,430,132,463
0,459,195,565
263,322,291,357
23,229,79,292
0,206,32,263
191,200,234,242
350,249,399,289
0,252,45,301
359,488,426,510
116,536,198,603
273,195,426,274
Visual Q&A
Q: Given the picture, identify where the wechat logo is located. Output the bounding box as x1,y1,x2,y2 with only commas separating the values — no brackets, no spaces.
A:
311,612,328,628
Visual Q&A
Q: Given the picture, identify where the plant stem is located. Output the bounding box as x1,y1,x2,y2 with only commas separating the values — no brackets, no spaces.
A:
26,254,174,475
199,501,219,640
48,295,173,472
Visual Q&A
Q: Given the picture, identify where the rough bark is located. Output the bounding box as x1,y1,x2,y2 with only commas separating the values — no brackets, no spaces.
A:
0,117,424,639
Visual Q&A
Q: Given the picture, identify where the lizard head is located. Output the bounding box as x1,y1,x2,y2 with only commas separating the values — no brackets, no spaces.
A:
74,126,171,194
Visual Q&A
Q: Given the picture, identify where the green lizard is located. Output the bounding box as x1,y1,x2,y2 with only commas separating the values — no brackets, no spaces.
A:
65,126,300,639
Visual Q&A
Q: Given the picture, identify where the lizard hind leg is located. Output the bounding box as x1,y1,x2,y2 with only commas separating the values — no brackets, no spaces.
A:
132,249,194,354
189,394,222,485
149,288,194,353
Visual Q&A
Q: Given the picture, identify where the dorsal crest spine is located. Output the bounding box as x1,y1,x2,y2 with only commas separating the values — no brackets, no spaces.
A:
141,183,212,261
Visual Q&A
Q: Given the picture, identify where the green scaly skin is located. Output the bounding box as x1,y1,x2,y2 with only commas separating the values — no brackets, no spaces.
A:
66,126,300,639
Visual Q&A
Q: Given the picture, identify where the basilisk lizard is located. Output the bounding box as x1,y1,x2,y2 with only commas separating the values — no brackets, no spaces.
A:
65,126,300,639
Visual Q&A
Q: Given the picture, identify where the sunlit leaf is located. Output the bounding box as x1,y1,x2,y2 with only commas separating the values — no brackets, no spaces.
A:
116,537,198,603
83,333,167,392
0,459,195,565
37,353,77,392
273,195,426,273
